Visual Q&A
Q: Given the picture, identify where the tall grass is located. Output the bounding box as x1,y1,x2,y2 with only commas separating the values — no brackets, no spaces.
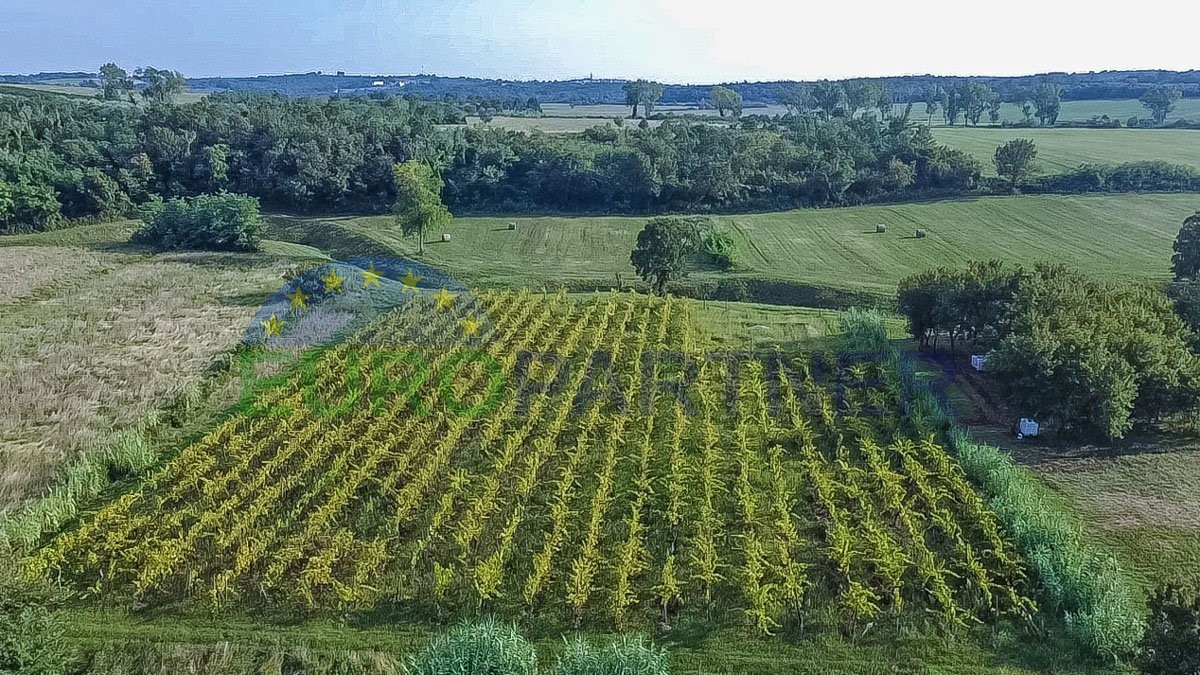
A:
552,635,668,675
0,420,158,556
951,431,1145,658
406,617,537,675
892,342,1144,658
838,307,890,354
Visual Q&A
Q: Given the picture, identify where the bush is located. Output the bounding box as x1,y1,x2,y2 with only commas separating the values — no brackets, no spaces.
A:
1137,585,1200,675
551,636,668,675
0,577,67,675
839,307,889,354
406,618,536,675
0,179,62,234
700,227,737,270
132,192,263,251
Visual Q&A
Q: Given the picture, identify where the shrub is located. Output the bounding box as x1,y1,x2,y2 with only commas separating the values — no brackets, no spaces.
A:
406,618,536,675
839,307,889,354
0,179,62,234
0,577,67,675
700,227,737,270
1137,585,1200,675
132,192,263,251
551,636,668,675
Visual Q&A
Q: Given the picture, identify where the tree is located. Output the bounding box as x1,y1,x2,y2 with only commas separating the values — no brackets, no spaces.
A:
136,67,187,103
923,87,942,125
630,216,702,295
98,62,133,101
1171,212,1200,281
622,80,664,118
1140,85,1183,126
393,160,451,255
811,80,846,116
993,138,1038,193
1138,586,1200,675
1032,82,1062,126
776,83,811,115
709,86,742,118
132,192,264,251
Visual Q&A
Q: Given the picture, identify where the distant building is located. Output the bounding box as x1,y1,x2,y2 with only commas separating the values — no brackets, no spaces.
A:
372,80,385,87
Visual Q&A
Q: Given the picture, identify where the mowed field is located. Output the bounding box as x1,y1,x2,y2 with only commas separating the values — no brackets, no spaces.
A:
308,194,1197,297
932,127,1200,174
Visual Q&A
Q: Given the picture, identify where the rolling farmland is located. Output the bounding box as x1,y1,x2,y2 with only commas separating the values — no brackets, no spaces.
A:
308,194,1196,297
932,127,1200,174
25,289,1033,635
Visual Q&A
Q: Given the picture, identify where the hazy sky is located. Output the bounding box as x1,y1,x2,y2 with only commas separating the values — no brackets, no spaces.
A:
2,0,1194,81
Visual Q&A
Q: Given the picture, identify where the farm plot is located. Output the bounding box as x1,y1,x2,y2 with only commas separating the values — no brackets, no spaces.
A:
27,290,1033,634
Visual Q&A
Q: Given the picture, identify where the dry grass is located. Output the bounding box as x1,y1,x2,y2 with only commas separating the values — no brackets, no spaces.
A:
0,247,111,304
0,246,289,509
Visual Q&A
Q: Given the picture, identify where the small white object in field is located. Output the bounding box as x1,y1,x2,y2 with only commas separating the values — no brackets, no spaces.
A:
875,224,887,233
441,233,452,242
508,222,516,230
970,354,988,371
1018,418,1040,437
916,229,927,238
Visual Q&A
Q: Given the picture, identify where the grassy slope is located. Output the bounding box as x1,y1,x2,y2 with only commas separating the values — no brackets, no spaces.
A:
932,127,1200,174
319,194,1195,298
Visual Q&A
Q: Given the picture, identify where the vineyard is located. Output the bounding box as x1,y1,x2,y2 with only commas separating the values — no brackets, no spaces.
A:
25,290,1034,634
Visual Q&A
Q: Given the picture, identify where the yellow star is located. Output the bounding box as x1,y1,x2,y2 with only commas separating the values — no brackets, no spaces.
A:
261,313,285,338
359,263,383,288
433,288,457,310
321,268,347,294
399,269,422,292
459,314,482,337
286,287,309,312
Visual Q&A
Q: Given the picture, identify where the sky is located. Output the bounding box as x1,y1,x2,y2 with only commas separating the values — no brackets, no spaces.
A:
2,0,1195,82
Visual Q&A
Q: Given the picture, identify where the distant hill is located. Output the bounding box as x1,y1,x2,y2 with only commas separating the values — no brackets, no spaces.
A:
4,69,1199,105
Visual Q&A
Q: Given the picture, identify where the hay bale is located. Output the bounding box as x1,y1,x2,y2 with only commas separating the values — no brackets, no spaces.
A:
441,233,452,242
507,221,516,231
875,224,887,233
915,229,927,239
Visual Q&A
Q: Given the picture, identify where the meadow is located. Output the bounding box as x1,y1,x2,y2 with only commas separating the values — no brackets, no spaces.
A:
299,194,1197,298
932,127,1200,174
0,229,301,509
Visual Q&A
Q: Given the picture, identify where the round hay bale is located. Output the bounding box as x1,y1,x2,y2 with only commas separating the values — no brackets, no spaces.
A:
507,221,516,231
915,229,927,239
441,233,452,242
875,224,887,233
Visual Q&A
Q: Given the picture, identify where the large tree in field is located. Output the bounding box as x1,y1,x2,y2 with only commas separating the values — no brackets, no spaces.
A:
993,139,1038,193
393,161,451,255
623,80,664,118
136,67,186,103
98,63,133,101
1031,82,1062,126
923,87,942,125
630,216,701,295
1172,212,1200,281
709,86,743,117
811,80,846,117
1140,85,1182,125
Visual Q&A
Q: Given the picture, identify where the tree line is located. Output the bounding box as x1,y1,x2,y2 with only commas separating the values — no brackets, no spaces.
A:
0,86,990,231
898,253,1200,441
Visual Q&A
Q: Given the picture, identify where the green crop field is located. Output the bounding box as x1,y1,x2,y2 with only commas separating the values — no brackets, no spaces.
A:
932,127,1200,174
286,194,1196,298
901,98,1200,126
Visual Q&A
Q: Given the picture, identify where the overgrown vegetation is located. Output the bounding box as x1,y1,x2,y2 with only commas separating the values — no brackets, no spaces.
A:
1137,585,1200,675
898,262,1200,439
132,192,264,251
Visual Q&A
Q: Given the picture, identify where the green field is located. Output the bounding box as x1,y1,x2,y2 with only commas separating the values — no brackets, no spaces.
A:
279,194,1196,298
932,127,1200,174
